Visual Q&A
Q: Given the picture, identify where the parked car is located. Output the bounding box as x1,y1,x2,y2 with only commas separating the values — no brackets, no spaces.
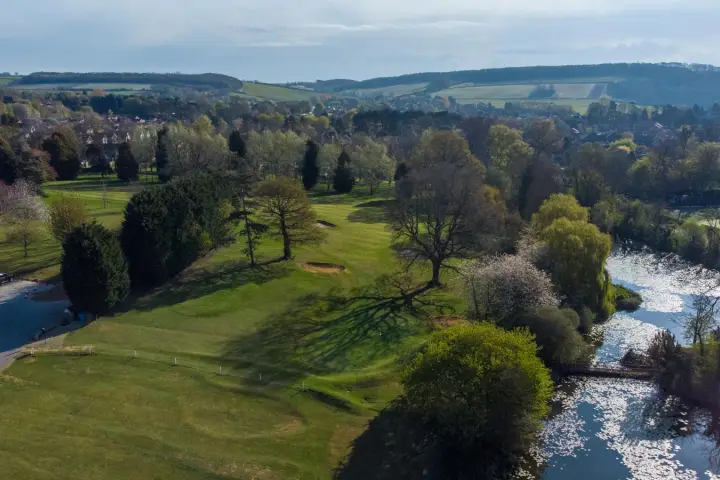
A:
0,273,13,285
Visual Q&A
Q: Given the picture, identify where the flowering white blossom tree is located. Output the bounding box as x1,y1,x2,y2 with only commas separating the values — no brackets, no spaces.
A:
462,254,559,326
0,180,49,257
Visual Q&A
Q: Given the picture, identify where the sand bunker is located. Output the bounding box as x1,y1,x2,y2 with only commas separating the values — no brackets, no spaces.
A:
431,316,470,330
300,262,347,274
316,220,337,228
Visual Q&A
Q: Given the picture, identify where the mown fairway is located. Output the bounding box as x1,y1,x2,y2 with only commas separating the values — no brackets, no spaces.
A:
0,177,453,479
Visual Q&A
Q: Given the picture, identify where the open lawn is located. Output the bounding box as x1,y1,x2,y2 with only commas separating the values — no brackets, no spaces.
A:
0,177,457,479
0,174,153,281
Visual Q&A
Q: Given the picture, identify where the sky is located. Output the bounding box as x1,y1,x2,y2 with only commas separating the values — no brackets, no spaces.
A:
2,0,719,82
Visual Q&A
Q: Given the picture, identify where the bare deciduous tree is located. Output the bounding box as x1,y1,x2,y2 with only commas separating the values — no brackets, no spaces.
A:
389,131,503,287
683,294,718,356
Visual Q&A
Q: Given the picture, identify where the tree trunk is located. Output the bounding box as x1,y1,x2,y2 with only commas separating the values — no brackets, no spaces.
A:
429,258,442,287
280,214,291,260
243,211,256,267
23,237,28,258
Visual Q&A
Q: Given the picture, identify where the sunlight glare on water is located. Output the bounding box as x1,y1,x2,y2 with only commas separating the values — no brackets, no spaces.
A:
538,250,720,480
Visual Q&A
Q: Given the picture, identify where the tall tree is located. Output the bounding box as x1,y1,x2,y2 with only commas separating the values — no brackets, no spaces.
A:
301,140,320,191
42,130,81,181
0,136,18,185
116,142,139,182
390,131,502,287
61,222,130,315
253,177,325,260
155,126,170,182
228,129,247,160
332,150,354,193
403,324,552,478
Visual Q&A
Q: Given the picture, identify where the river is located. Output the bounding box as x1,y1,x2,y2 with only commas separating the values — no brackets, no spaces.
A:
534,249,720,480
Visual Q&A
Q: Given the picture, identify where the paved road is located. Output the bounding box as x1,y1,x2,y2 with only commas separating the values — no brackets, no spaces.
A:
0,281,69,371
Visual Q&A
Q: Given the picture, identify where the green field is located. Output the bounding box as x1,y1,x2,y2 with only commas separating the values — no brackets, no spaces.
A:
0,176,452,479
436,84,536,100
348,83,429,97
0,76,20,86
240,83,319,102
0,174,152,281
10,83,151,93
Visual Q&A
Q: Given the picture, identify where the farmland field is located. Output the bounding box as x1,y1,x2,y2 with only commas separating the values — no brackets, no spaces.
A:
241,82,319,102
348,83,429,97
435,84,536,99
0,176,455,479
9,83,152,92
0,76,20,86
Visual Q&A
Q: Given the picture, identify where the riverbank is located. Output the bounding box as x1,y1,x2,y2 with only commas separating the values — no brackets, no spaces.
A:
536,250,720,479
0,281,69,371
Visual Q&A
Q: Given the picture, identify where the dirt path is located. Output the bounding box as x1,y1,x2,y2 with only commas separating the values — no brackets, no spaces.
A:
0,281,70,371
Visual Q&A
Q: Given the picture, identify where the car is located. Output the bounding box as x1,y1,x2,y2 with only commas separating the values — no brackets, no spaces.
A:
0,273,13,285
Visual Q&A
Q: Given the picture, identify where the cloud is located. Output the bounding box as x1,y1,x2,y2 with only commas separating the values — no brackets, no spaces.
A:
1,0,719,81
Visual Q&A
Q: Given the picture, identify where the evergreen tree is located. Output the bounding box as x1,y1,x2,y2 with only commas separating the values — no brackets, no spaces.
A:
42,131,81,181
0,136,18,184
116,142,139,182
61,222,129,315
155,126,170,183
228,129,246,161
332,150,354,193
393,162,409,182
301,140,320,191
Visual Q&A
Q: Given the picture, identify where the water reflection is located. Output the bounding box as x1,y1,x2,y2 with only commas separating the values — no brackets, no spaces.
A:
537,249,720,479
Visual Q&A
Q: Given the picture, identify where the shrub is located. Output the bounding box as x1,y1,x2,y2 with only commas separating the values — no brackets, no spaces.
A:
403,323,552,475
614,284,643,311
61,222,129,315
514,307,587,367
48,196,88,243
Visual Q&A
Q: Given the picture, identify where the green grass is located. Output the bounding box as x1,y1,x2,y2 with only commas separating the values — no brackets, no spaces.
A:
240,83,319,102
436,84,536,99
0,177,456,479
0,174,153,281
0,76,20,86
348,83,429,97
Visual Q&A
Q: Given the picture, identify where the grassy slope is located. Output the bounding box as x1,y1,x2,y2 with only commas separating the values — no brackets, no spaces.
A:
0,76,20,86
0,178,448,479
240,83,319,102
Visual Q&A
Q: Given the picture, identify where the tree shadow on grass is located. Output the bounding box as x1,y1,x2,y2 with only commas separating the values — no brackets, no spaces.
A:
335,399,524,480
115,258,291,314
222,274,455,384
347,199,395,224
334,400,443,480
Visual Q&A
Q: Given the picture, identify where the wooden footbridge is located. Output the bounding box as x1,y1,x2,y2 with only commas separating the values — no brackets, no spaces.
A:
562,364,655,380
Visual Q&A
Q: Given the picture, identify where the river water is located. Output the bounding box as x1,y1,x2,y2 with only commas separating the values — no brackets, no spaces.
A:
535,249,720,480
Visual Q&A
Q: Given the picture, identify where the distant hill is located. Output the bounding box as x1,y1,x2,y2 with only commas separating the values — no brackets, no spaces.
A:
11,72,244,90
308,63,720,107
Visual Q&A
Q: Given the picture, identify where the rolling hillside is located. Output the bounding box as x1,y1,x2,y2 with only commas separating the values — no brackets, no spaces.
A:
309,63,720,107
